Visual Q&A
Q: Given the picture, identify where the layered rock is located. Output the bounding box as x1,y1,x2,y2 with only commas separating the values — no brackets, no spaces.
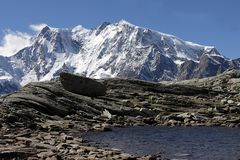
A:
0,70,239,159
1,70,239,128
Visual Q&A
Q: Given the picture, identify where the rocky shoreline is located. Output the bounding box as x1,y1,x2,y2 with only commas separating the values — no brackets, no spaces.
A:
0,70,240,159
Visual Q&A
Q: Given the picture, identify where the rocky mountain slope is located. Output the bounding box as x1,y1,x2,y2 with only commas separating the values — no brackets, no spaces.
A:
0,70,239,159
0,20,240,94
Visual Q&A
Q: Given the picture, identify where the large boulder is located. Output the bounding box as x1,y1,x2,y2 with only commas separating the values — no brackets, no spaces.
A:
60,72,106,97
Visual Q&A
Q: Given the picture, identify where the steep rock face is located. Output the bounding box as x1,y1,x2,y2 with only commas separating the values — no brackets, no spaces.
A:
0,79,20,95
178,60,198,80
192,49,230,78
0,20,239,94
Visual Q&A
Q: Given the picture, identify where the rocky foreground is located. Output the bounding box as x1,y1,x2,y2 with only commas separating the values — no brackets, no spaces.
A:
0,70,240,159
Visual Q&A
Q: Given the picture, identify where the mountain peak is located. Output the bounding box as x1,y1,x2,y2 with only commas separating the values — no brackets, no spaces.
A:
117,19,135,26
94,22,111,36
38,26,51,36
71,25,88,33
101,21,111,26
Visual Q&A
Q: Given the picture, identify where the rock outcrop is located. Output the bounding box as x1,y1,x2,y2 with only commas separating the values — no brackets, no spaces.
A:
60,72,106,97
164,69,240,93
0,70,239,159
1,70,239,128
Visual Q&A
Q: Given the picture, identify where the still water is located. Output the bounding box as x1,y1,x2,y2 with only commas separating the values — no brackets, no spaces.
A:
81,126,240,160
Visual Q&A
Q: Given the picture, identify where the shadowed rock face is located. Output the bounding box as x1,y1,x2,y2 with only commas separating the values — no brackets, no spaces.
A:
60,72,106,97
0,80,20,95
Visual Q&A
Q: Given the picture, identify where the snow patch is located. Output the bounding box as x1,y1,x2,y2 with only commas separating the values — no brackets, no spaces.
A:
174,60,185,66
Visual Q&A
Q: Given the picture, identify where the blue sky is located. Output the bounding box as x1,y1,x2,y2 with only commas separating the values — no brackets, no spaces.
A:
0,0,239,58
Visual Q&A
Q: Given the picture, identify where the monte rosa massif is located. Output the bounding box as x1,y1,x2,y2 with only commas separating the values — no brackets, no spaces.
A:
0,20,240,94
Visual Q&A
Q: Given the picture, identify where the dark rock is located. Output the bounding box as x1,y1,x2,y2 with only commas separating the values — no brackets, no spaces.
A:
229,107,240,113
60,72,106,97
143,117,156,125
4,114,19,123
0,151,35,159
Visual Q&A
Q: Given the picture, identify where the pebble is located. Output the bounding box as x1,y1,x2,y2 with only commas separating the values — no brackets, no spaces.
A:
227,100,234,104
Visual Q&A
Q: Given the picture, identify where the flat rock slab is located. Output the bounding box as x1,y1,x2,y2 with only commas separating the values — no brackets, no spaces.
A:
60,72,106,97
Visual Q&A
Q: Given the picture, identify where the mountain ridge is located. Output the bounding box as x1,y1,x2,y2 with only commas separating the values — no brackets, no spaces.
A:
0,20,239,94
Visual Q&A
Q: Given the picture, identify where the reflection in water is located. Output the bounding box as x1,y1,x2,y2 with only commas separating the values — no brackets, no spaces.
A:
81,126,240,160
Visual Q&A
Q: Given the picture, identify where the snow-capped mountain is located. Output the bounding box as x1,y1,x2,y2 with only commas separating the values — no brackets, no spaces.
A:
0,20,239,94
